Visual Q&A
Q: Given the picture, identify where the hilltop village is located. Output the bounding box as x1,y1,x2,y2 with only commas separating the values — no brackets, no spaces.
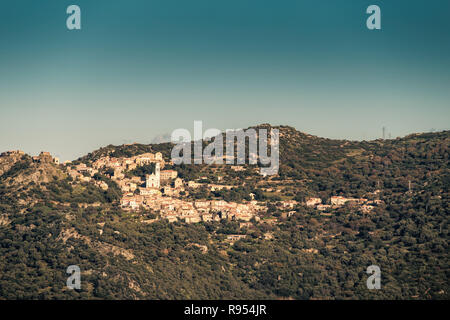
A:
64,151,266,223
0,149,386,225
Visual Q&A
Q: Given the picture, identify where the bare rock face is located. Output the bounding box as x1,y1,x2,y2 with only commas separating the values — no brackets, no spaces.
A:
3,160,65,186
0,152,67,205
0,151,26,176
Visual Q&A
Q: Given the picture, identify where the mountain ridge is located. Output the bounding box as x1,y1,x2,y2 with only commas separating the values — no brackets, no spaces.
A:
0,124,448,299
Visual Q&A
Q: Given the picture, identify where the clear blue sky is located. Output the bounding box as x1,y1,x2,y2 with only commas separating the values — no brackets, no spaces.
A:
0,0,449,161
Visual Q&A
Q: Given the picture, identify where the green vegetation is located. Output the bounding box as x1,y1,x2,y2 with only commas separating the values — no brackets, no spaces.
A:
127,163,155,178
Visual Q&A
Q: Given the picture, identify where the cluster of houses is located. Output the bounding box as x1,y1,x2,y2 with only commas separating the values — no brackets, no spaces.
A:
5,149,385,223
92,152,164,171
66,163,109,190
65,153,171,193
306,196,383,213
68,152,267,223
121,195,266,223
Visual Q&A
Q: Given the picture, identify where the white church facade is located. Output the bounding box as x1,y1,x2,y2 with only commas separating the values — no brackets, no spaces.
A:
145,162,160,189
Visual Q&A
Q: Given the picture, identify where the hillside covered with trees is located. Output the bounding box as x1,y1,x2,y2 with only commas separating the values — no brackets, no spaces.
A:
0,126,448,300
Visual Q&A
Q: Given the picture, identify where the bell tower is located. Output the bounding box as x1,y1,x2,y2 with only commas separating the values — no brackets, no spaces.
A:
155,162,160,185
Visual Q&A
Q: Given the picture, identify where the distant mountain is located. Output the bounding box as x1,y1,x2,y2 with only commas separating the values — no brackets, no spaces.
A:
151,133,172,144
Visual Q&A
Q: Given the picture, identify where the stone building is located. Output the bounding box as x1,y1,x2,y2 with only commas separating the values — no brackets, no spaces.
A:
146,162,160,188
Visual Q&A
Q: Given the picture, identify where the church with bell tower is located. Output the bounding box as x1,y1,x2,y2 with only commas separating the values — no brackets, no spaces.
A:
145,162,160,188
